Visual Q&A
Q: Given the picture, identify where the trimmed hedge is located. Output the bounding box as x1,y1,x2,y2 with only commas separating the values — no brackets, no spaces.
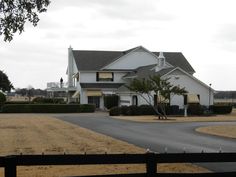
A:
187,104,204,115
104,95,119,109
210,105,232,114
5,101,30,104
109,105,184,116
1,104,95,113
0,92,6,110
109,104,233,116
109,105,156,116
109,106,122,116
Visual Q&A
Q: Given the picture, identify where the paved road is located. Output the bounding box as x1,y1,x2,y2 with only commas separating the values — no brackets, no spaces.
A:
55,113,236,172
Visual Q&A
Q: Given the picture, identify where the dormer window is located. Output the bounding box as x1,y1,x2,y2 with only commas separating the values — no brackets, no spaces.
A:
96,72,114,81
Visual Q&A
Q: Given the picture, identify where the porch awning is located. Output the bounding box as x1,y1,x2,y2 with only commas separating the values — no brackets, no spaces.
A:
86,90,102,97
99,72,113,79
102,91,114,95
157,95,169,103
187,94,200,103
72,91,80,98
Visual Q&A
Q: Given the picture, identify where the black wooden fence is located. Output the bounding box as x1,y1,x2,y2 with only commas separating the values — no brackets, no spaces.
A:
0,152,236,177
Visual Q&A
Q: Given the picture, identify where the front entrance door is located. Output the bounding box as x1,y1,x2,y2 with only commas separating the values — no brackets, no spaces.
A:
132,95,138,106
88,96,100,108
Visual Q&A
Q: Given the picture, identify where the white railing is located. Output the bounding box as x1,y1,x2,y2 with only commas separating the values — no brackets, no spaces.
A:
47,82,68,89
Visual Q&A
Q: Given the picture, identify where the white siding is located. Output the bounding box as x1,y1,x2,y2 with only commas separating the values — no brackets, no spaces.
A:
163,73,214,108
119,95,132,106
80,72,96,82
80,88,88,104
105,51,157,70
80,72,127,83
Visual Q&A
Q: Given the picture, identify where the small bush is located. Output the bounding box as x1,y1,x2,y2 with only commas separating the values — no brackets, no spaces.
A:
169,105,180,115
126,105,140,115
139,105,156,115
1,104,95,113
0,92,6,108
0,92,6,111
210,105,232,114
187,104,204,115
121,106,129,115
104,95,119,109
109,106,121,116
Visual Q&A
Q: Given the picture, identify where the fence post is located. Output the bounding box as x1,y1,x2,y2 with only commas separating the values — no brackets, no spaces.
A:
5,156,17,177
146,152,156,177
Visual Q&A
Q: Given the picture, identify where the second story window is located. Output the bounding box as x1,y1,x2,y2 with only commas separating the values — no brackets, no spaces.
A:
96,72,114,81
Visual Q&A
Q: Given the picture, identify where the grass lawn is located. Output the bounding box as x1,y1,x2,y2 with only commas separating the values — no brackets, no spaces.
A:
0,114,208,177
196,125,236,139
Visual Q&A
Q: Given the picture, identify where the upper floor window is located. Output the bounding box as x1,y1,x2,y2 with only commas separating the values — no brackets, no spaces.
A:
96,72,114,81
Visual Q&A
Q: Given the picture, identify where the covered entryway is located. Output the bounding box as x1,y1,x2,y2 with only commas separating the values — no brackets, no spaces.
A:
87,90,102,108
88,96,100,108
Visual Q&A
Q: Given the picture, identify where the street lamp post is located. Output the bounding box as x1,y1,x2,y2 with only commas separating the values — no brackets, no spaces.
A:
209,83,212,109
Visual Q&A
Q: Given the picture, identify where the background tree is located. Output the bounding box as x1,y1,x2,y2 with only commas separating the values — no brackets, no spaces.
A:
0,70,14,92
15,87,46,96
127,75,187,119
0,0,50,41
0,91,6,108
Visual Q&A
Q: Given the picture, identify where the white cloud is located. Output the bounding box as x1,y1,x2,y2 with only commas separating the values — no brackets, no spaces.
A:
1,0,236,90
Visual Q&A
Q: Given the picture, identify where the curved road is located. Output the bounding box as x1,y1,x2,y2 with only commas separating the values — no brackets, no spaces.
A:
55,113,236,172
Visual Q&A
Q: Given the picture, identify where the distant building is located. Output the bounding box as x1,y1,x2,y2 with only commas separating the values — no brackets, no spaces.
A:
214,91,236,105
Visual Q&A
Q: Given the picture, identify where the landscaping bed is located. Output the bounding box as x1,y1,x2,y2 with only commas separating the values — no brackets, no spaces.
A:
1,104,95,113
111,109,236,122
196,125,236,139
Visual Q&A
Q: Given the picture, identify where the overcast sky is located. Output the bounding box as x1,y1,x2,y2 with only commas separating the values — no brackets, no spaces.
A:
1,0,236,90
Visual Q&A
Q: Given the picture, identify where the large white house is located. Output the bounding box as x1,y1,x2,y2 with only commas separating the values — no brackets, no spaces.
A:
63,45,214,109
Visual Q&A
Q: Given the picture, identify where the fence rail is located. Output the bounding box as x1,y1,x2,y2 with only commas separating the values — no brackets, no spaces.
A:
0,152,235,177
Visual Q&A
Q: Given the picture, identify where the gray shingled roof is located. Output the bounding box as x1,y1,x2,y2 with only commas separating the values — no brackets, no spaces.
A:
80,83,124,89
124,65,174,78
72,47,195,73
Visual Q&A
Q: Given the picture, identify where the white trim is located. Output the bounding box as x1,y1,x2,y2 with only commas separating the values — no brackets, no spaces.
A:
72,91,80,98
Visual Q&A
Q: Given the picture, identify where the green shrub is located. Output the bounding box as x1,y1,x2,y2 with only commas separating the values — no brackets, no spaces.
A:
187,104,204,115
0,92,6,110
210,105,232,114
139,105,156,115
121,106,129,115
109,104,182,116
0,92,6,105
5,101,30,104
109,106,121,116
1,104,95,113
32,97,65,104
104,95,119,109
167,105,180,115
126,105,140,115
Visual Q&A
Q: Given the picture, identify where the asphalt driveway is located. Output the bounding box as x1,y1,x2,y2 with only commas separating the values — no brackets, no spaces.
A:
55,113,236,172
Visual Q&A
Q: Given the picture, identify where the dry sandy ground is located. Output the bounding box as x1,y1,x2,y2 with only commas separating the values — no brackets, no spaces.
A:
0,114,208,177
196,125,236,139
112,109,236,123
